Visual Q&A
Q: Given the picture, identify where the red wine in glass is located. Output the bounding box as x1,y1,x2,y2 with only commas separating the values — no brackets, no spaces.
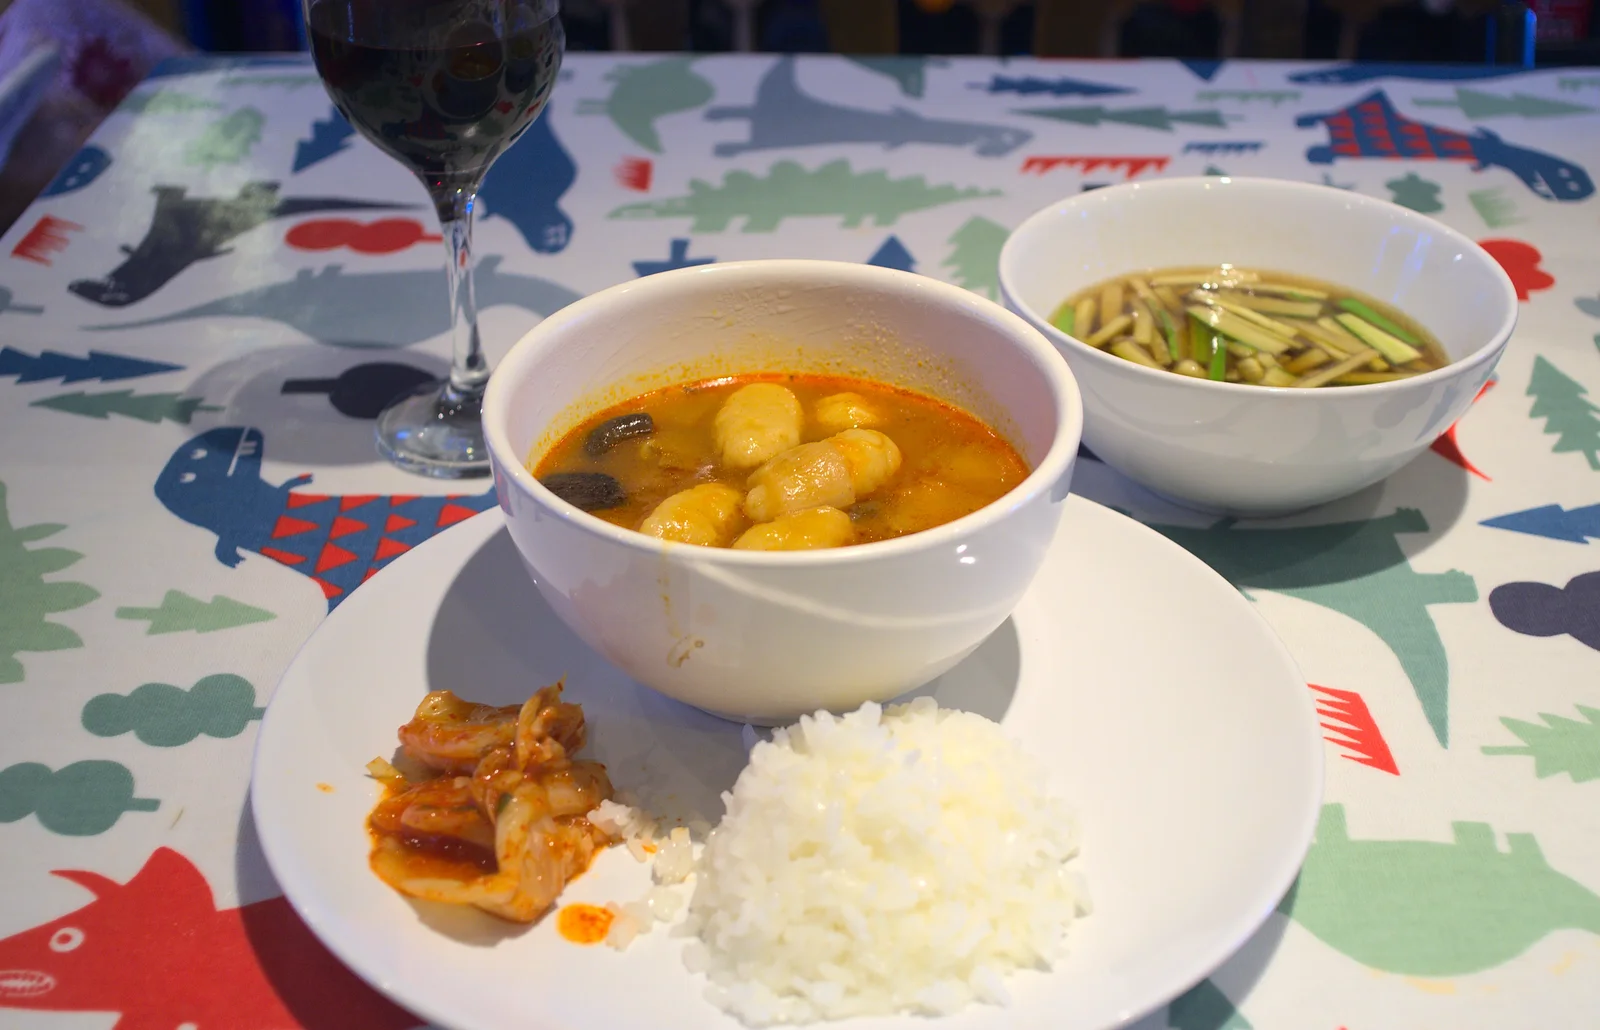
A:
306,0,564,477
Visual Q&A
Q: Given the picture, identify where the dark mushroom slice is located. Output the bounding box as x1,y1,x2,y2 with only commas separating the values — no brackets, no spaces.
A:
846,499,880,522
584,412,654,458
539,472,626,512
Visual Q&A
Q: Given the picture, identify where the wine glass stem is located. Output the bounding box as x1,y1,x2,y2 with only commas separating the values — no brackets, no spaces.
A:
434,185,488,404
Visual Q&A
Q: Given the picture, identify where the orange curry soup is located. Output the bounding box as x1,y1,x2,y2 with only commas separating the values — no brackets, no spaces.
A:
531,373,1030,548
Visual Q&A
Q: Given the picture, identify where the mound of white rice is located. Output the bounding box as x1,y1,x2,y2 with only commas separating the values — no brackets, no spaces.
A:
681,696,1088,1025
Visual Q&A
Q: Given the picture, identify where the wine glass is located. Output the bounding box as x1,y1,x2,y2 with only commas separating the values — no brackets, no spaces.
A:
304,0,565,477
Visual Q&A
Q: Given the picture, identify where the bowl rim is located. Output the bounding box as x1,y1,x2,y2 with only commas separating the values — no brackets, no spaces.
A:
997,174,1520,398
481,258,1085,566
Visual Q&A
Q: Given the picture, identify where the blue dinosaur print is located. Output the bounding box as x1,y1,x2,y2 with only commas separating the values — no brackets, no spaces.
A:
84,257,580,349
1183,141,1263,154
1149,508,1477,747
40,146,111,197
1296,90,1593,202
707,57,1030,159
155,427,494,608
1290,63,1538,85
478,112,576,254
968,74,1132,97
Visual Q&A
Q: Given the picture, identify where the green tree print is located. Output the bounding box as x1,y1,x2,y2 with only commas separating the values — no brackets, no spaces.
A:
1483,705,1600,782
1527,356,1600,470
0,481,98,683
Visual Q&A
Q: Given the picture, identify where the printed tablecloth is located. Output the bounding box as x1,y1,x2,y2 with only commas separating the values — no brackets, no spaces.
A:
1,50,1598,1030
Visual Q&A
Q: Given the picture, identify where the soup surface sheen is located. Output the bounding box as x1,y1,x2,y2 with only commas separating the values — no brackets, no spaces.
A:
531,374,1030,550
1052,266,1448,388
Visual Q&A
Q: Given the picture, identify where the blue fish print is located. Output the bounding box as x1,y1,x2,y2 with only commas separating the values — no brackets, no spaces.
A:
1297,90,1593,201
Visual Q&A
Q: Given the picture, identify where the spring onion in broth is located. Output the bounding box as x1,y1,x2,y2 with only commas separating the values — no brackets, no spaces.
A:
1048,266,1447,388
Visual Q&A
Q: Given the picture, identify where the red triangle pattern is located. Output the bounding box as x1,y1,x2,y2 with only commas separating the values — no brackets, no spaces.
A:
436,503,477,528
258,546,306,566
313,577,343,599
390,495,418,506
385,514,416,532
272,515,319,539
285,492,329,509
314,542,358,573
362,568,381,583
329,515,368,540
375,537,411,560
340,494,379,511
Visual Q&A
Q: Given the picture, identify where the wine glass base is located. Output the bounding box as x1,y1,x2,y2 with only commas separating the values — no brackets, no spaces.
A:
374,380,492,479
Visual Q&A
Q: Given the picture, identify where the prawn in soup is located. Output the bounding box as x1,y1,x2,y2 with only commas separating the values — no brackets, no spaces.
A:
531,374,1030,551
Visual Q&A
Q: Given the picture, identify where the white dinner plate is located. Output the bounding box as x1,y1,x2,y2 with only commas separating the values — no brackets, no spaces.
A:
251,495,1323,1030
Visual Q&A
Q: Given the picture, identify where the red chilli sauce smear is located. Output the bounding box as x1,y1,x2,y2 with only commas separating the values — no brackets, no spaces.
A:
557,903,614,944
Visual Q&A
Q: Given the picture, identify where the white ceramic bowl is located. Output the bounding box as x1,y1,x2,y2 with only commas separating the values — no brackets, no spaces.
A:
482,260,1084,724
999,176,1518,516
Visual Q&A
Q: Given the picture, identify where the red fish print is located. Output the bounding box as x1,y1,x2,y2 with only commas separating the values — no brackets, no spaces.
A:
286,218,442,255
11,217,84,266
1478,239,1555,301
0,847,420,1030
1019,155,1170,179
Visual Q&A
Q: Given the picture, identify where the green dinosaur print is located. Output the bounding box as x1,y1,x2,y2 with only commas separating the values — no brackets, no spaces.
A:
1280,804,1600,976
1148,509,1475,746
183,107,265,168
1483,705,1600,783
0,480,98,684
576,57,714,153
1168,978,1251,1030
942,216,1009,299
82,674,265,747
0,760,158,836
609,159,998,234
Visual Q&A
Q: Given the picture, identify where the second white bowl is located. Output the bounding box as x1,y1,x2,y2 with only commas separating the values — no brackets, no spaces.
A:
999,176,1518,516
